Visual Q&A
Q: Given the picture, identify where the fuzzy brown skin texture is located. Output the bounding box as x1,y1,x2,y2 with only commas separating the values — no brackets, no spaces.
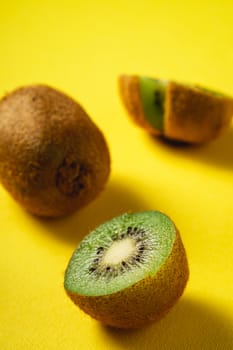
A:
66,228,189,329
118,75,162,136
0,85,110,217
164,82,233,143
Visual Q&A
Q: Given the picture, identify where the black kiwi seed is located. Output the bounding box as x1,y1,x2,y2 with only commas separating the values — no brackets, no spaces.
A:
154,90,162,107
135,255,141,262
97,247,104,254
89,267,96,273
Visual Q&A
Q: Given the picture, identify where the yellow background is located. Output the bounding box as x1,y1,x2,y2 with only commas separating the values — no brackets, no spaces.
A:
0,0,233,349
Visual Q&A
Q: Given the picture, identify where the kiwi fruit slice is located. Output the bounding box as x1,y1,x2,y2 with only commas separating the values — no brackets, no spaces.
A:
119,75,233,143
0,85,110,217
64,211,189,328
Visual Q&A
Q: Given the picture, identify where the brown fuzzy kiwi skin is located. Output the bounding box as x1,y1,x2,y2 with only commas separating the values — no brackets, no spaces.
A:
65,228,189,329
164,81,233,143
118,75,162,136
0,85,110,217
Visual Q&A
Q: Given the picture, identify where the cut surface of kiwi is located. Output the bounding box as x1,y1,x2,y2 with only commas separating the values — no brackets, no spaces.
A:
139,77,167,131
0,85,110,217
64,211,189,328
119,74,233,143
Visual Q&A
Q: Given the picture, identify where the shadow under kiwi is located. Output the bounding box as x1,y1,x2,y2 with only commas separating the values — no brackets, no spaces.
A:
100,296,233,350
35,178,151,246
147,126,233,171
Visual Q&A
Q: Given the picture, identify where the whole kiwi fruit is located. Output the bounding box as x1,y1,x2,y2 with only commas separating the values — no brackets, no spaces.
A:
0,85,110,217
64,211,189,328
119,75,233,143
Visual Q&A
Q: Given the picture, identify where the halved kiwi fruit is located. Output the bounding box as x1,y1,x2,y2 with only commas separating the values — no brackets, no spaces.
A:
0,85,110,217
64,211,189,328
119,75,233,143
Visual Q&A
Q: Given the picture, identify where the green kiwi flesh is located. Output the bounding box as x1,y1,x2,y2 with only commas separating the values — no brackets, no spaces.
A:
139,77,167,132
64,211,189,328
0,85,110,217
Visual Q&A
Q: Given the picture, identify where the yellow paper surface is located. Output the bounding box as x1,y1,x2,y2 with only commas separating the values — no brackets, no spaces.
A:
0,1,233,349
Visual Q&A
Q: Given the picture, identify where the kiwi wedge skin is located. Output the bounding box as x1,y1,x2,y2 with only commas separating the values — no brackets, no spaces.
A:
0,85,110,217
165,81,233,143
64,211,189,329
119,75,233,144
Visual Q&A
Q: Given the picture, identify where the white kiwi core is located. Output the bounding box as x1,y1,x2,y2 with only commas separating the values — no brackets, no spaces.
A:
102,238,136,265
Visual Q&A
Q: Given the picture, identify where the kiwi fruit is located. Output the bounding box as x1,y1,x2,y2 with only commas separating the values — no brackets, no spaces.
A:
64,210,189,329
0,85,110,217
119,75,233,143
